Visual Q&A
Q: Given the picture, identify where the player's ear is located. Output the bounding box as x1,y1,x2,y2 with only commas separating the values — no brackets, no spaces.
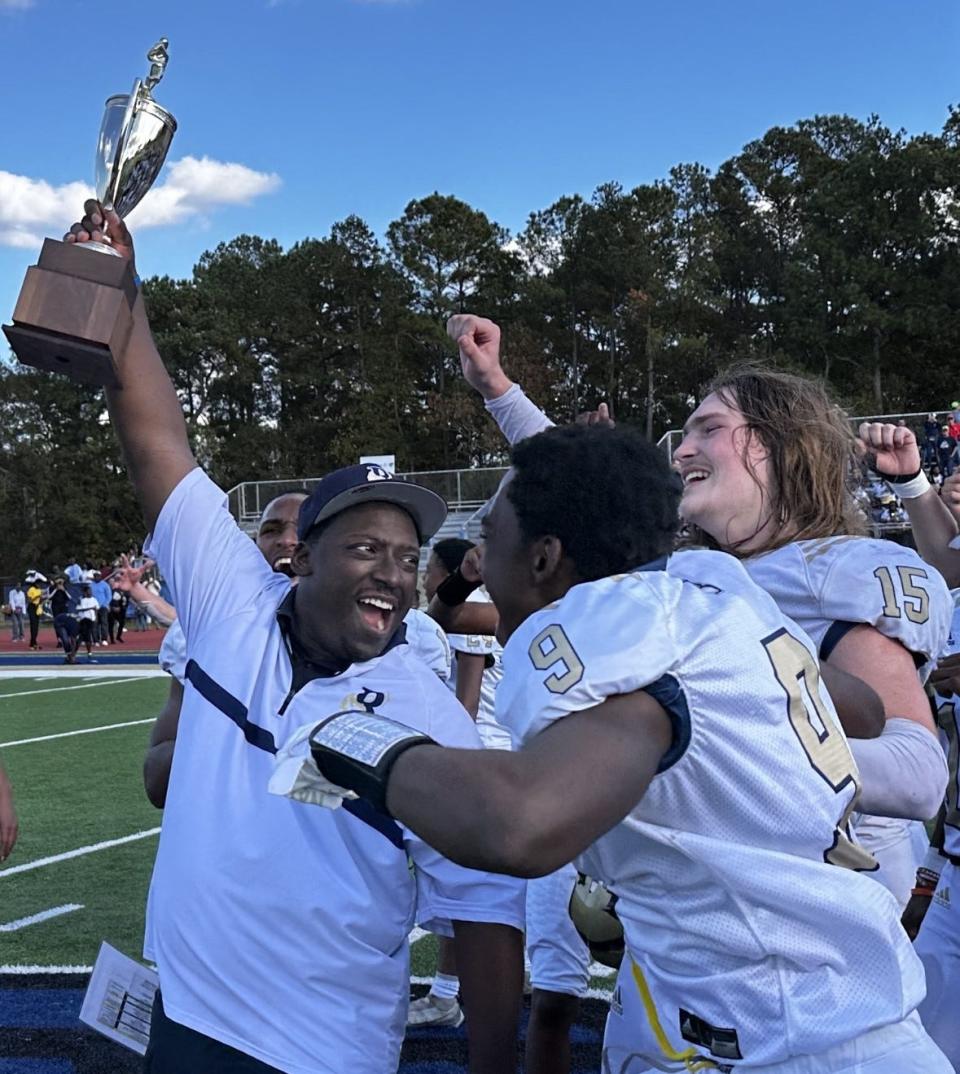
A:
530,534,564,585
290,541,314,578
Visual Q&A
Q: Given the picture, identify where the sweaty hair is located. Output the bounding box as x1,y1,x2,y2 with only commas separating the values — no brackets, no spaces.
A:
507,424,681,581
431,537,475,574
702,366,865,555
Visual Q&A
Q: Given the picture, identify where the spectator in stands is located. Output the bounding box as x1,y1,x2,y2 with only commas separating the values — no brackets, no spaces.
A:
949,413,960,442
64,556,82,585
8,582,25,642
937,425,957,478
923,413,940,467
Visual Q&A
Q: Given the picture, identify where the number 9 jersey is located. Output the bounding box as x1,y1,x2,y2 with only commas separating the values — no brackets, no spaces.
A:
496,549,926,1071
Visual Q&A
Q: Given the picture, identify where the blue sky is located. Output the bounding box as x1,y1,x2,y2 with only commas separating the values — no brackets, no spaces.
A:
1,0,958,327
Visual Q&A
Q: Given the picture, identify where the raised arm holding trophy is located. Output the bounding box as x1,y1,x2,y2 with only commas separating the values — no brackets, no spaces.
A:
2,39,176,387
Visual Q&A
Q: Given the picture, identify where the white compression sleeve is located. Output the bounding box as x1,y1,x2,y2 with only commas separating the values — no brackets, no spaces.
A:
485,384,554,446
850,717,948,820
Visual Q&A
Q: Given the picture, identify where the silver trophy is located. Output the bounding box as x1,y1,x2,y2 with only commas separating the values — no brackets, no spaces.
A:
1,38,178,384
87,38,177,254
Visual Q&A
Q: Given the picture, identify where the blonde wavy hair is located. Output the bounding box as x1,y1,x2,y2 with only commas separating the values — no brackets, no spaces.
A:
690,365,866,556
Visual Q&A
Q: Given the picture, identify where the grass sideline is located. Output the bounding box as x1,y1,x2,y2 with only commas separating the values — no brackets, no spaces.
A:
0,670,614,986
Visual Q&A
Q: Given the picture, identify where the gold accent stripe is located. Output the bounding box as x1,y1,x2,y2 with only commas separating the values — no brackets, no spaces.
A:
629,958,718,1072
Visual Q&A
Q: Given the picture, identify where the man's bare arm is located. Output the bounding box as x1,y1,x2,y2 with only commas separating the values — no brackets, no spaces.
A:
66,201,196,532
143,678,183,808
859,421,960,586
385,690,672,877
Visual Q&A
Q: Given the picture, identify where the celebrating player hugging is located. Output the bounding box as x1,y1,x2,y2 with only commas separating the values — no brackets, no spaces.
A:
274,402,953,1070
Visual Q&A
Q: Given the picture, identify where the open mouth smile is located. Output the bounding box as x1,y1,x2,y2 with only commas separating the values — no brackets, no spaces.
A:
357,595,397,634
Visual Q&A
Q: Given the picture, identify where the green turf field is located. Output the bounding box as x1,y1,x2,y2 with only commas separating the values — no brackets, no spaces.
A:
0,672,167,970
0,669,614,992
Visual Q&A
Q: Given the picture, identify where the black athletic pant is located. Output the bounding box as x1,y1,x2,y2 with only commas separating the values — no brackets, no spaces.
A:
144,992,283,1073
108,610,125,642
27,605,39,647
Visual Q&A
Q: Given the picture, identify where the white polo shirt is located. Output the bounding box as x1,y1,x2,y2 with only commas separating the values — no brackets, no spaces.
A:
144,468,524,1074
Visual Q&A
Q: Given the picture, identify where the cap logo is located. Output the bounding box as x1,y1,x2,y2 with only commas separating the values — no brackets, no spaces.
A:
364,465,392,482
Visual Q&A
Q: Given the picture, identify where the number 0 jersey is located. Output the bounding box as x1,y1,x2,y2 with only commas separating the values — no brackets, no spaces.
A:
496,549,924,1070
742,536,951,680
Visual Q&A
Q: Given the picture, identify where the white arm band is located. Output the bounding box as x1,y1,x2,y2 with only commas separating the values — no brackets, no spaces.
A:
485,384,554,446
850,717,948,820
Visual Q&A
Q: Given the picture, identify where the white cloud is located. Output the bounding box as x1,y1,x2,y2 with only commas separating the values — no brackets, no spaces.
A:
127,156,281,228
0,157,281,248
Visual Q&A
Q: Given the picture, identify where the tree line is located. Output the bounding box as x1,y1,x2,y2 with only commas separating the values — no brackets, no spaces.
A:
3,109,960,572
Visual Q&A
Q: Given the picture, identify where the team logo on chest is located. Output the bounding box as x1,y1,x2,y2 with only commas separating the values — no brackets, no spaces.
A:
340,687,388,713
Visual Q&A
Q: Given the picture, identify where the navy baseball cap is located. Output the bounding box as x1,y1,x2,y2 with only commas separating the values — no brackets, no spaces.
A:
297,463,447,543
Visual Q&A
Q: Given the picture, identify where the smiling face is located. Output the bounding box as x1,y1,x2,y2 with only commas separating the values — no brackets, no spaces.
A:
673,391,775,552
256,493,307,575
291,501,420,666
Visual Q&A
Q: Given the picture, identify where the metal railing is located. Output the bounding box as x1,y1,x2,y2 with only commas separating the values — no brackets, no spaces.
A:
228,467,510,530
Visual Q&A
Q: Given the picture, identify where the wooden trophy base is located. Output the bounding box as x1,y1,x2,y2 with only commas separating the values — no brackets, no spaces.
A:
2,238,140,388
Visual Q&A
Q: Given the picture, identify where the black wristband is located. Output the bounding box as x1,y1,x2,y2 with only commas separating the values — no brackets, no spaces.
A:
876,466,922,483
309,710,434,815
435,567,482,608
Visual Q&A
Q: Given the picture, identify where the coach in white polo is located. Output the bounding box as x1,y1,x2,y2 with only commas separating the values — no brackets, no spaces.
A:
64,201,525,1074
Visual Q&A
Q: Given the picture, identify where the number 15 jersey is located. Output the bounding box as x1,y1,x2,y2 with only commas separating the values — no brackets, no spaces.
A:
496,549,924,1070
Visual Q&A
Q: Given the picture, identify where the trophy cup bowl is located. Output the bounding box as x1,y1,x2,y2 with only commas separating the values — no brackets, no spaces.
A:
87,81,177,254
3,39,177,385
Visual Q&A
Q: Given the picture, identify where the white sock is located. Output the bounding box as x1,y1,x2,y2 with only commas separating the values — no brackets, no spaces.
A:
430,972,460,1001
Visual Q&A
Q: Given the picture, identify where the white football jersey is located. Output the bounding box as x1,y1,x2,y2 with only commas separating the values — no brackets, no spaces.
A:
745,536,952,898
497,549,924,1069
934,595,960,860
403,607,452,682
743,537,951,681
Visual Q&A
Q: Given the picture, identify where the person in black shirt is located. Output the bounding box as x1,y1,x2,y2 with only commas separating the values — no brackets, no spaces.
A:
49,578,79,663
108,587,129,643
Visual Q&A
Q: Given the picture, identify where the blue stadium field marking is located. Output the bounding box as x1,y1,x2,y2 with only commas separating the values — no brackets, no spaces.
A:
0,654,161,668
0,904,84,933
0,679,149,701
0,719,154,749
0,1061,75,1073
0,987,85,1028
0,828,161,880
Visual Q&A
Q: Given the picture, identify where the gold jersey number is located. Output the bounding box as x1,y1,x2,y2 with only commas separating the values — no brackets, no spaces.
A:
763,629,876,872
528,623,585,695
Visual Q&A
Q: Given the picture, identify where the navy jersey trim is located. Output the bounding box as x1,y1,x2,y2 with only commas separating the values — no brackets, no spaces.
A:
645,673,691,773
184,658,405,848
342,799,405,849
186,659,278,754
819,621,858,662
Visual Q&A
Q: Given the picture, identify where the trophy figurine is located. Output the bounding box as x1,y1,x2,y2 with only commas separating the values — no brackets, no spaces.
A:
2,40,177,387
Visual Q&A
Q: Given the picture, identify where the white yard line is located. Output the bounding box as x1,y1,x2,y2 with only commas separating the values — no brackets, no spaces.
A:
0,669,165,681
0,963,94,974
0,678,151,700
0,828,161,879
0,903,84,932
0,718,155,748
